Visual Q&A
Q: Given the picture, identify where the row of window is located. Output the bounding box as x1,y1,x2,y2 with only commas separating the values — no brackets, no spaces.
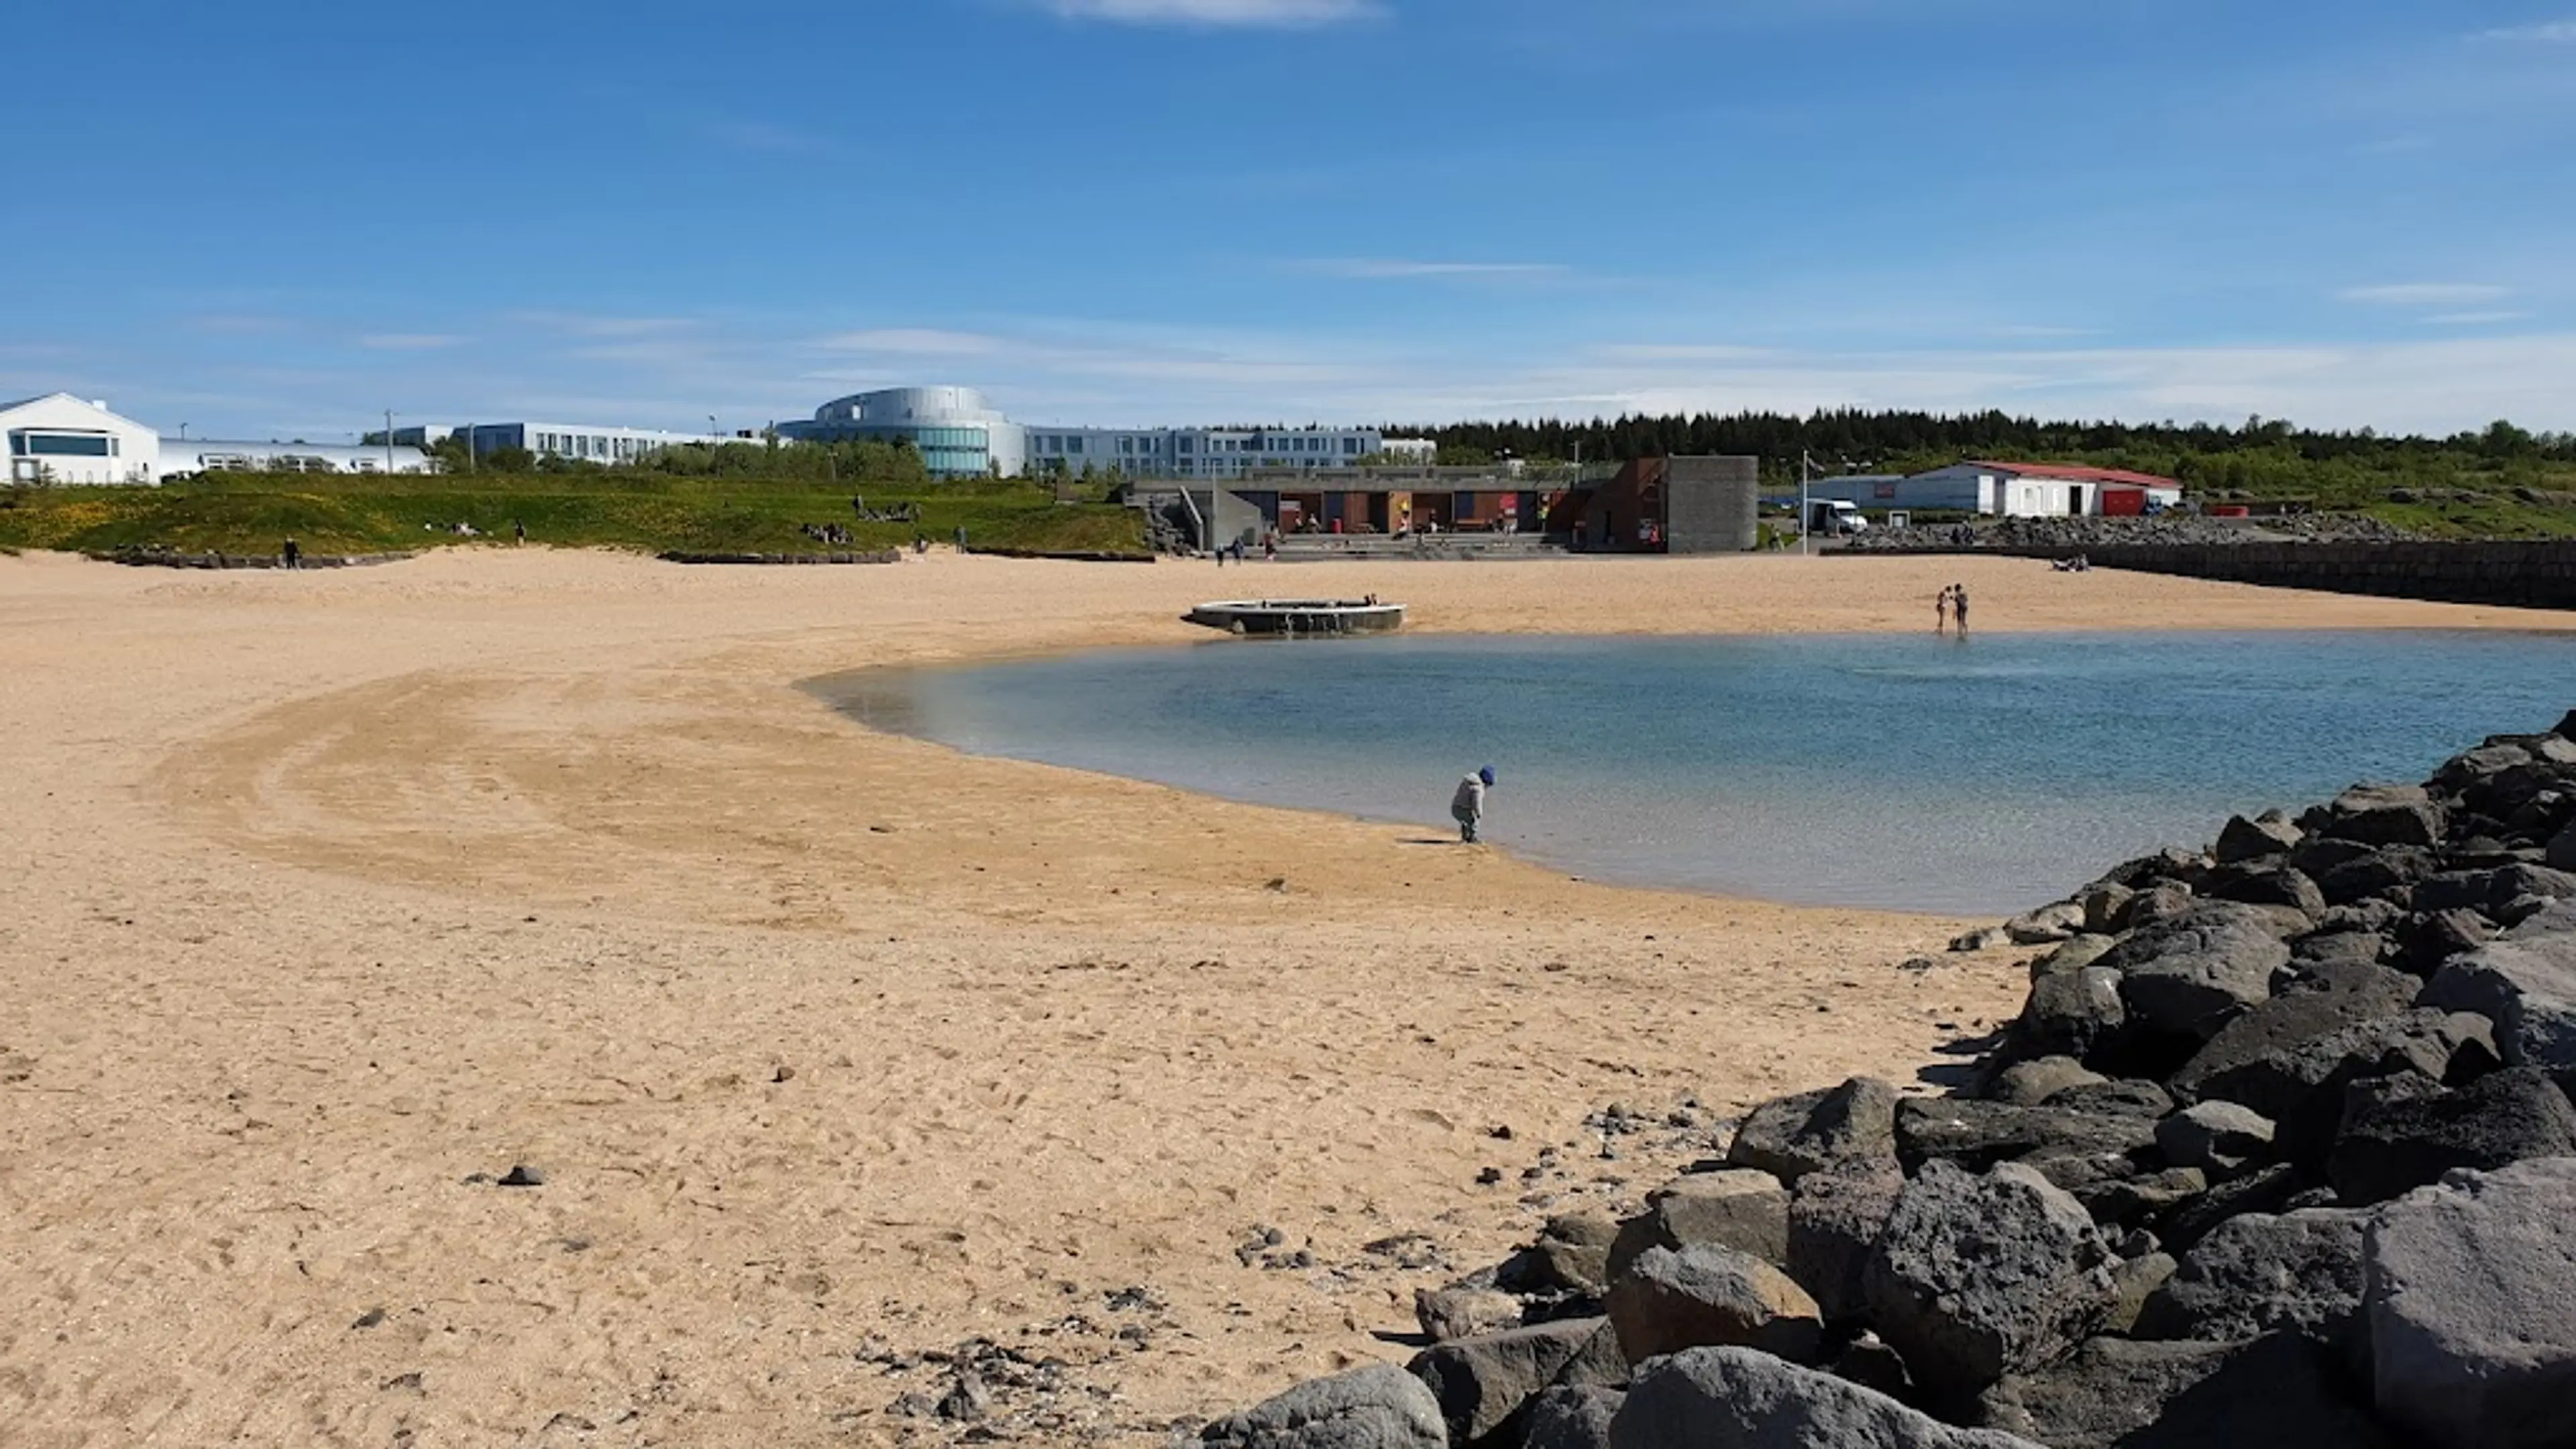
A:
1027,431,1375,459
535,431,664,461
8,430,117,457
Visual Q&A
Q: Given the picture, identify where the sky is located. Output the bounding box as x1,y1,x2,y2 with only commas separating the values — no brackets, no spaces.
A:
5,1,2575,441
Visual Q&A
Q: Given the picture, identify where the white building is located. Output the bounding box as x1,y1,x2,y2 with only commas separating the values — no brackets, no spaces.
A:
2,393,160,484
161,439,432,478
775,387,1026,478
1807,461,2184,518
459,421,734,467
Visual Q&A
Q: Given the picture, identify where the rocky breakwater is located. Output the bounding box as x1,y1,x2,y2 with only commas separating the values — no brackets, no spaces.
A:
1197,710,2576,1449
1844,513,2416,553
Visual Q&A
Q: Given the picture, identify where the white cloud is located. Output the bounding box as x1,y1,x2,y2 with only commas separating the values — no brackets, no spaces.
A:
2338,283,2510,307
820,328,1008,357
1040,0,1380,26
2473,19,2576,42
2421,311,2536,327
1299,258,1567,280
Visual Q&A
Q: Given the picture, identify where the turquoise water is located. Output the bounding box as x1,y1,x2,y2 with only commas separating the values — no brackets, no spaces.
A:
814,632,2576,915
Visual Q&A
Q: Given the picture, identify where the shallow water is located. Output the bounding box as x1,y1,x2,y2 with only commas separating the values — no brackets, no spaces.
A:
813,631,2576,915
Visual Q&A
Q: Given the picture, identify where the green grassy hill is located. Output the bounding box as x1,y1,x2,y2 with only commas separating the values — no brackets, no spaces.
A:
0,474,1149,559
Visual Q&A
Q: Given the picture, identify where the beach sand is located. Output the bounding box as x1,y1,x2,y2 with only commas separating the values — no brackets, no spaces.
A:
2,547,2564,1446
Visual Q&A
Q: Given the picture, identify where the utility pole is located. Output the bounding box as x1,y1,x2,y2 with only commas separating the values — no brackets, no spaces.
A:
1800,449,1812,557
385,410,396,474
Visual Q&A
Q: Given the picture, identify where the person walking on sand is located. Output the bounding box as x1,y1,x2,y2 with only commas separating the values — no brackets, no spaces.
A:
1952,583,1970,635
281,537,301,570
1935,585,1952,634
1451,765,1495,844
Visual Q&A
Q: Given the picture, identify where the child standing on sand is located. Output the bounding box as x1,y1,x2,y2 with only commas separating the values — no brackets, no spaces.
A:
1451,766,1495,844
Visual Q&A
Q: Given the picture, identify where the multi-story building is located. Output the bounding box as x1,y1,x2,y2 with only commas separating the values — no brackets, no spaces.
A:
1024,425,1409,480
456,421,733,466
775,386,1025,478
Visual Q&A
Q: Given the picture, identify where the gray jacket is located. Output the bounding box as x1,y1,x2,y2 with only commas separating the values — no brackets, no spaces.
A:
1451,775,1487,820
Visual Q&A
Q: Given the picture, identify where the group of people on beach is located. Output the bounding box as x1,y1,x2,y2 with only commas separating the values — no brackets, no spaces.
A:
1935,582,1971,635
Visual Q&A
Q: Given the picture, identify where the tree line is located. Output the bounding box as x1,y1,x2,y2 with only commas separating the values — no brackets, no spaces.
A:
1385,411,2576,492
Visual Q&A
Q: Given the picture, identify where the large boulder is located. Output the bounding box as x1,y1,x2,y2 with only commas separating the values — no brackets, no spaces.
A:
2182,1006,2499,1169
2314,847,2438,907
2103,904,2295,1042
2155,1101,2277,1177
1726,1076,1900,1185
2366,1156,2576,1449
2311,783,2445,849
2326,1067,2576,1205
1894,1097,2157,1173
2013,968,2128,1064
2550,820,2576,873
2412,865,2576,920
2420,926,2576,1078
1409,1319,1622,1449
1605,1171,1788,1283
2158,1162,2304,1251
1522,1387,1620,1449
1975,1333,2393,1449
1610,1347,2042,1449
1604,1245,1822,1365
1500,1214,1619,1297
1989,1055,2108,1107
1862,1161,2118,1405
1202,1364,1448,1449
2202,862,2328,921
1416,1286,1523,1344
1786,1154,1907,1323
2216,812,2302,865
2132,1209,2369,1357
2168,960,2422,1106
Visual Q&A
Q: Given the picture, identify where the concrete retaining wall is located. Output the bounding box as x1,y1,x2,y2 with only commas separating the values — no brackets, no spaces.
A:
1867,541,2576,610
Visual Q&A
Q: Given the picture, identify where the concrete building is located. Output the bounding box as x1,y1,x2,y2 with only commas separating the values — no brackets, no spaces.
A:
776,386,1025,478
1026,424,1411,480
162,439,432,477
458,421,732,467
3,393,160,484
1808,462,2184,518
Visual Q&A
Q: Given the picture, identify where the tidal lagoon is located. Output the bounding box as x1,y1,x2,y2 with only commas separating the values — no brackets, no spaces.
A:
822,629,2576,915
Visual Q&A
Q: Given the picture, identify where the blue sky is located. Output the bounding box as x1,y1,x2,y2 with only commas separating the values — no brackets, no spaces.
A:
7,1,2574,440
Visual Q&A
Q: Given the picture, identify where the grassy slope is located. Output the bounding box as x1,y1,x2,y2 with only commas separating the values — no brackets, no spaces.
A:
0,475,1148,558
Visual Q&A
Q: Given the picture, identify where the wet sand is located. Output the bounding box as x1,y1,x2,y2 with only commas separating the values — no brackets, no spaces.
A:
1,547,2563,1446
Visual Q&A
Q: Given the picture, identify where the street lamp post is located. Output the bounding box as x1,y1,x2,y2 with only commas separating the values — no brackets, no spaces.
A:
385,409,396,474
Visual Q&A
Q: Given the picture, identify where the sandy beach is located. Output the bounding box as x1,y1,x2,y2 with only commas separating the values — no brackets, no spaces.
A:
1,547,2566,1448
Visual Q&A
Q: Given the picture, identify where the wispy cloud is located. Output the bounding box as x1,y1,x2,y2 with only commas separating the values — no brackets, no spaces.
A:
1040,0,1381,28
2421,311,2535,327
2471,19,2576,43
357,333,464,351
821,328,1006,357
1298,257,1570,280
2338,283,2510,307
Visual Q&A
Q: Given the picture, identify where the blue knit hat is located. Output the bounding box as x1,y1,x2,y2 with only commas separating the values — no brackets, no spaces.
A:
1479,765,1496,786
